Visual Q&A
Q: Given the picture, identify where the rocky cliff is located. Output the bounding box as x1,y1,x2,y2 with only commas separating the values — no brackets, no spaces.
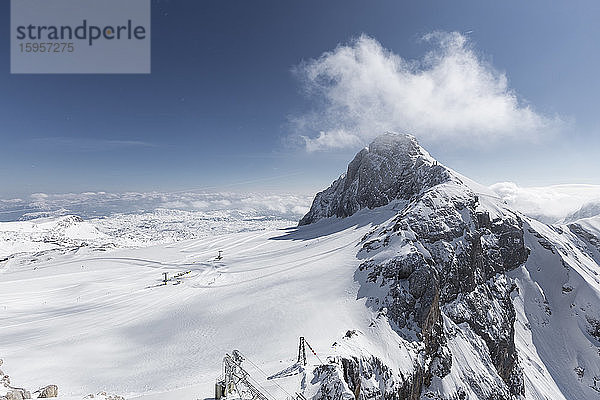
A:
299,134,450,226
301,133,600,400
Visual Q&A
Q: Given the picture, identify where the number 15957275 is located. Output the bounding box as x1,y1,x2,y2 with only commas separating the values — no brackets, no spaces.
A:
19,42,74,53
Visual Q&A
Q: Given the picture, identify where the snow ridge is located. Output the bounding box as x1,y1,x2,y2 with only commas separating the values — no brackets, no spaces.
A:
300,133,600,400
2,133,599,400
299,133,452,225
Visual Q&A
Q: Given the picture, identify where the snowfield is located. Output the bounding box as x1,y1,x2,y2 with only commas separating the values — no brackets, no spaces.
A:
0,208,395,400
0,210,300,260
2,134,600,400
3,204,597,400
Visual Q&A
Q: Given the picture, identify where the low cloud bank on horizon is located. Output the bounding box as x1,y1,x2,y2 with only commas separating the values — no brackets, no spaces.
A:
3,183,600,226
0,191,313,222
292,32,561,152
490,182,600,223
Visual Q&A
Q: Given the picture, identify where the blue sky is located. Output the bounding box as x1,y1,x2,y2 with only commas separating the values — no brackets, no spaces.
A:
1,0,599,197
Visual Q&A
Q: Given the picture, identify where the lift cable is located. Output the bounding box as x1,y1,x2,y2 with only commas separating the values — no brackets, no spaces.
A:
303,339,325,366
244,371,278,400
243,354,297,400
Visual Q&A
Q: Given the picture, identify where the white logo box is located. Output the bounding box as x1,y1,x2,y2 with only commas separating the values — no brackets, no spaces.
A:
11,0,150,74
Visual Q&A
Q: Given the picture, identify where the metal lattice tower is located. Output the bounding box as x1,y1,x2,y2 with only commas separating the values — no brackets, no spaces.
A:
217,350,270,400
297,337,306,366
215,340,317,400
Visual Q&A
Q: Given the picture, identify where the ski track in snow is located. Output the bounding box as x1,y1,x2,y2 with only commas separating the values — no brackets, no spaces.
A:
0,212,389,400
2,208,598,400
2,136,600,400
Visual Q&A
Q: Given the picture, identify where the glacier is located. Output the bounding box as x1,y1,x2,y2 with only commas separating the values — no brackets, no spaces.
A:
1,133,599,400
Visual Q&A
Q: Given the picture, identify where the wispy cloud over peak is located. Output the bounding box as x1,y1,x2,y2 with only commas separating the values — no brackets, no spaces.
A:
291,32,562,152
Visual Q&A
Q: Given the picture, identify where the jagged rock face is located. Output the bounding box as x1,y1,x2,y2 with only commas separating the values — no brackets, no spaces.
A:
568,222,600,251
310,344,431,400
357,181,528,399
302,133,532,399
36,386,58,399
340,355,423,400
310,364,355,400
299,133,451,226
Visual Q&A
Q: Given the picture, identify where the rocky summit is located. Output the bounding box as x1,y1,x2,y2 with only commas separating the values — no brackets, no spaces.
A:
299,133,451,226
300,133,600,400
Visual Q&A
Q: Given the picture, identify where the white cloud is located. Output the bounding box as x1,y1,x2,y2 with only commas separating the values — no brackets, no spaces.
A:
292,32,560,151
0,191,313,222
212,199,232,207
161,200,188,209
191,200,209,209
489,182,600,223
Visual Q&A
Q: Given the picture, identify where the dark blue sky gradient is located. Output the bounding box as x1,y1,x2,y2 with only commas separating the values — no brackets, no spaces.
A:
1,0,599,196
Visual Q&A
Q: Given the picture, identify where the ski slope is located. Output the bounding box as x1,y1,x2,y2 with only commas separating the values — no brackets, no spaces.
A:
0,211,300,260
3,133,600,400
0,207,397,400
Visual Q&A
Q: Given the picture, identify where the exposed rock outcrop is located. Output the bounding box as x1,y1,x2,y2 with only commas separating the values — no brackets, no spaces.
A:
35,386,58,399
0,360,54,400
299,133,450,226
301,133,532,399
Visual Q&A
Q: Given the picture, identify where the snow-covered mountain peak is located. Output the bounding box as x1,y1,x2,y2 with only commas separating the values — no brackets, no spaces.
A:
364,131,427,159
296,132,600,399
300,132,454,225
2,136,599,400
